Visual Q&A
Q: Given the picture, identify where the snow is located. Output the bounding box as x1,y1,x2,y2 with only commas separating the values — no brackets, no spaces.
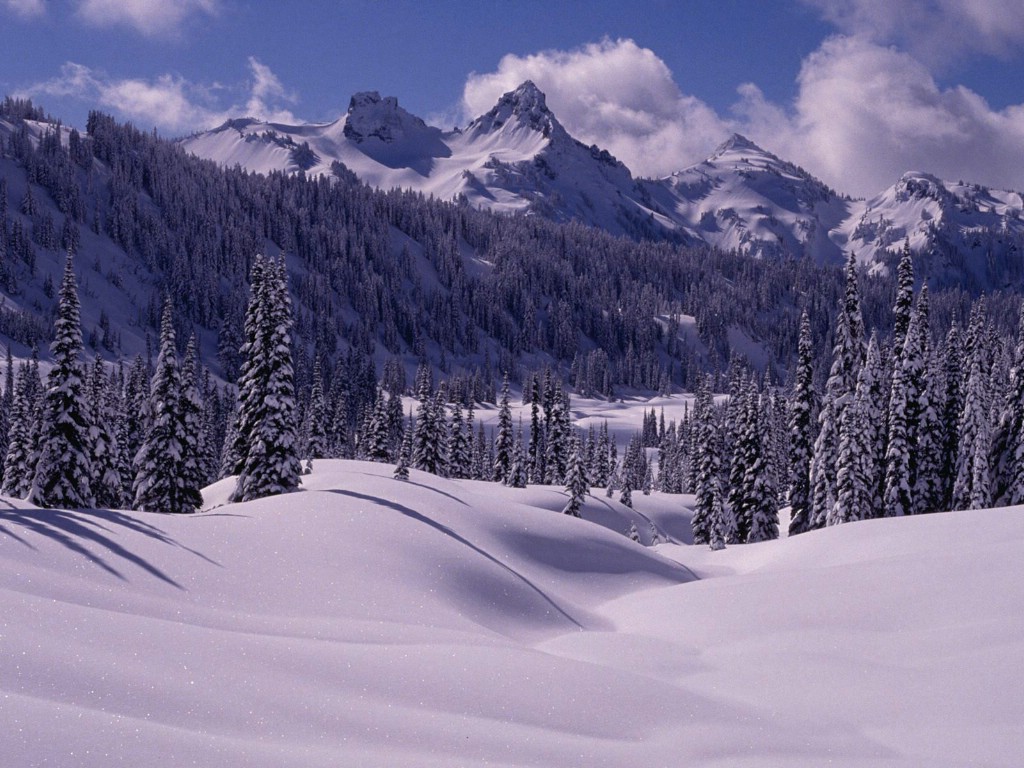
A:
3,453,1023,766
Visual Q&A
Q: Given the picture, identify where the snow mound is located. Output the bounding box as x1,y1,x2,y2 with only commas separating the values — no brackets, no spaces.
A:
3,460,1022,766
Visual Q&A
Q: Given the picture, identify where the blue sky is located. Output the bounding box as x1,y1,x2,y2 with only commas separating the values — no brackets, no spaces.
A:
3,0,1024,196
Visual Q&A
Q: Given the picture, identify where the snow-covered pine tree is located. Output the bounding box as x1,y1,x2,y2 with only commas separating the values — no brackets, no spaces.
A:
176,334,206,514
787,311,817,535
990,304,1024,505
808,253,865,530
913,347,946,514
363,387,393,463
493,374,513,483
562,434,590,517
1,361,38,498
891,242,915,372
0,346,11,487
883,336,915,517
30,254,94,509
628,520,640,542
619,475,633,508
231,255,301,502
690,376,719,544
431,387,451,478
938,326,963,510
447,401,471,479
505,419,528,488
393,409,412,481
952,338,991,510
830,334,882,525
303,355,328,460
133,303,185,513
744,392,779,542
88,357,122,508
527,376,543,483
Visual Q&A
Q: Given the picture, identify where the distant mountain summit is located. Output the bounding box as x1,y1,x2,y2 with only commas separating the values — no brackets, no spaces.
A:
181,83,1024,282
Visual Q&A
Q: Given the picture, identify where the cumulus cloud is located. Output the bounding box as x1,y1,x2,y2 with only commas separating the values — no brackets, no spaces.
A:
18,57,299,134
782,35,1024,195
76,0,219,38
804,0,1024,65
3,0,46,19
462,36,1024,197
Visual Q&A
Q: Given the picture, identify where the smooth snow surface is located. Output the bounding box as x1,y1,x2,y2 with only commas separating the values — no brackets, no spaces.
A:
3,459,1023,766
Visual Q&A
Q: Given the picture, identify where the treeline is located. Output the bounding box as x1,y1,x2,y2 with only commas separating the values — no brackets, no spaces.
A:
6,100,1022,395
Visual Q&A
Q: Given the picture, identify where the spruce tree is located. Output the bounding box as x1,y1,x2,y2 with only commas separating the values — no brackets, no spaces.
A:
303,355,328,460
1,362,37,498
30,254,94,509
230,255,301,502
562,434,590,517
787,312,816,535
808,253,864,530
176,334,206,513
493,374,513,483
133,304,186,513
394,409,412,481
830,335,881,525
88,357,122,508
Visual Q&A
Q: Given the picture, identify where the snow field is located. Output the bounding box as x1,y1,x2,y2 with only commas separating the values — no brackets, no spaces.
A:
2,456,1023,766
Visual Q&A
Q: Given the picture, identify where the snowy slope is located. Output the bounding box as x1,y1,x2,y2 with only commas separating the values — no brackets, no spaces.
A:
644,134,850,261
3,458,1023,766
836,171,1024,284
181,82,677,239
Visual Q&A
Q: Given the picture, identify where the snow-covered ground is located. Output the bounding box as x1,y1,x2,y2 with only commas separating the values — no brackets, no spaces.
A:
3,457,1022,766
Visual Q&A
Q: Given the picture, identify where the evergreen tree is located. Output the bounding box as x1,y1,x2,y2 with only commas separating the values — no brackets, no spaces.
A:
30,254,94,508
493,374,513,483
808,253,864,530
787,312,817,535
230,255,301,502
690,376,720,544
303,355,328,459
447,401,471,479
506,420,528,488
176,334,206,513
830,335,881,525
953,341,991,510
743,392,779,542
393,409,412,481
134,303,198,514
1,361,38,497
88,357,122,508
562,434,590,517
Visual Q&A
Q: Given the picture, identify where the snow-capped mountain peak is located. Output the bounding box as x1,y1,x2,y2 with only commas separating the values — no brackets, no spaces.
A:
708,132,768,159
342,90,434,144
466,80,565,140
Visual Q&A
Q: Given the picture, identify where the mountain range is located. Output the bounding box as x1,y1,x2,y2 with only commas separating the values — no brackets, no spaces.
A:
182,81,1024,285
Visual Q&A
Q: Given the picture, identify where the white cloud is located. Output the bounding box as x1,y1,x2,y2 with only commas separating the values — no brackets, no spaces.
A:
244,56,298,125
778,35,1024,195
803,0,1024,66
75,0,219,37
461,36,1024,197
18,57,299,134
3,0,46,19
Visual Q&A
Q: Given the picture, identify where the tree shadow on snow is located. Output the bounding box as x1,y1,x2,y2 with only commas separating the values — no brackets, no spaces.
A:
324,488,583,629
0,501,221,590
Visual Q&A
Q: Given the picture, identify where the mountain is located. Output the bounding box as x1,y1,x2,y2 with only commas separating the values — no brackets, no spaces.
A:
181,82,676,240
184,86,1024,284
642,134,851,262
837,171,1024,287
